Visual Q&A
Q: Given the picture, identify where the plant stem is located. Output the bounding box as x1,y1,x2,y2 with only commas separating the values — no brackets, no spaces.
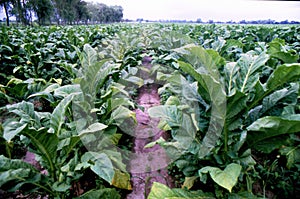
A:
224,122,228,152
5,142,12,159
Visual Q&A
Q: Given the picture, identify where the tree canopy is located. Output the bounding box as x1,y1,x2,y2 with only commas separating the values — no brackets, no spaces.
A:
0,0,124,26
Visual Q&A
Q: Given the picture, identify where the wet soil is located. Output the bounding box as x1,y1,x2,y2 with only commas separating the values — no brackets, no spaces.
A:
126,57,174,198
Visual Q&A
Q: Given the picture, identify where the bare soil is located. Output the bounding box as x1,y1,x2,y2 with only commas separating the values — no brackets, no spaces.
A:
126,57,174,199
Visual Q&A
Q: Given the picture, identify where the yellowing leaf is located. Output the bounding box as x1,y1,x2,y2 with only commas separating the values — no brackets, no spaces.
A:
182,176,198,190
148,182,175,199
111,169,132,190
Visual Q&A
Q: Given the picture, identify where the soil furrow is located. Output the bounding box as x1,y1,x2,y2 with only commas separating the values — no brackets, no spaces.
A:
126,57,174,199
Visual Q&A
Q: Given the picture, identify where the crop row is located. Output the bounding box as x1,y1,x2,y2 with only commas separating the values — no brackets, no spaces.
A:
0,24,299,198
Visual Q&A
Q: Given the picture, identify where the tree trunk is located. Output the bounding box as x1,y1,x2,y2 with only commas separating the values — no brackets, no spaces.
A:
3,2,10,26
22,0,28,25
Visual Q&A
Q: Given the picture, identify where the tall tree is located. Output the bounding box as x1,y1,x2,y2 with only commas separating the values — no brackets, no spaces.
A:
11,0,29,25
74,0,89,24
111,5,123,22
53,0,89,25
0,0,12,26
52,0,66,24
86,2,123,24
86,2,98,24
28,0,53,25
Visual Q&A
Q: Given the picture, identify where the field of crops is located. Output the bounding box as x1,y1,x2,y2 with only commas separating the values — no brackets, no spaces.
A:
0,23,300,198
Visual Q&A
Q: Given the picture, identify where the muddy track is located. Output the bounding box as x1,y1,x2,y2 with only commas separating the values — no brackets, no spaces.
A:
126,57,174,199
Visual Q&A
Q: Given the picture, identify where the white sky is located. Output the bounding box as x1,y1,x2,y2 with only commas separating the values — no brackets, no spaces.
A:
0,0,299,22
85,0,300,22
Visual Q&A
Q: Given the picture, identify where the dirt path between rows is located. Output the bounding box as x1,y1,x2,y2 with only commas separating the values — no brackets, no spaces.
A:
126,57,174,199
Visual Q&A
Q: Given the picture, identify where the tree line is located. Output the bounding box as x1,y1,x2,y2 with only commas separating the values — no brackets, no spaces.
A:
0,0,123,26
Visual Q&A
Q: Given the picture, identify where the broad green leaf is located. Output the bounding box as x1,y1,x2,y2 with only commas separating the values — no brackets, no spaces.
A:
6,101,41,128
237,149,256,168
79,122,108,136
28,83,60,103
199,163,242,192
49,94,74,135
97,133,122,150
0,87,13,103
175,159,193,170
148,182,214,199
3,121,27,141
175,44,225,103
247,115,300,147
268,38,299,63
0,168,31,187
171,188,215,199
0,156,50,193
237,52,269,93
144,137,166,149
148,105,182,128
0,44,13,53
249,63,300,109
160,72,209,109
5,80,29,99
80,44,98,68
102,149,127,172
22,128,58,178
80,59,115,98
262,83,298,112
248,83,299,122
57,136,81,154
228,191,262,199
197,73,226,159
226,90,247,120
123,76,144,87
53,84,81,98
175,114,196,146
0,155,38,172
111,98,135,111
174,44,224,72
173,45,227,158
91,156,114,184
177,61,210,102
266,63,300,91
250,80,265,107
224,62,239,95
52,181,71,192
78,188,121,199
220,39,244,56
165,96,181,106
110,82,129,97
252,136,289,153
81,152,114,184
280,146,300,169
111,106,137,126
211,37,226,52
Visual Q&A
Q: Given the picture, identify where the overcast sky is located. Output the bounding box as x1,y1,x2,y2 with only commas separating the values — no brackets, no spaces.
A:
85,0,300,22
0,0,299,22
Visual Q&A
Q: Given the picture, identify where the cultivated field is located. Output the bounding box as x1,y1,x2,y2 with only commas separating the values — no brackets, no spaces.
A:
0,23,299,198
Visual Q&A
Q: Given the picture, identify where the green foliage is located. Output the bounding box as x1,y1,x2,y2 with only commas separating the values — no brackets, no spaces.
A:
0,155,53,194
148,182,214,199
28,0,54,25
199,163,242,193
78,188,121,199
0,24,299,198
144,24,300,197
